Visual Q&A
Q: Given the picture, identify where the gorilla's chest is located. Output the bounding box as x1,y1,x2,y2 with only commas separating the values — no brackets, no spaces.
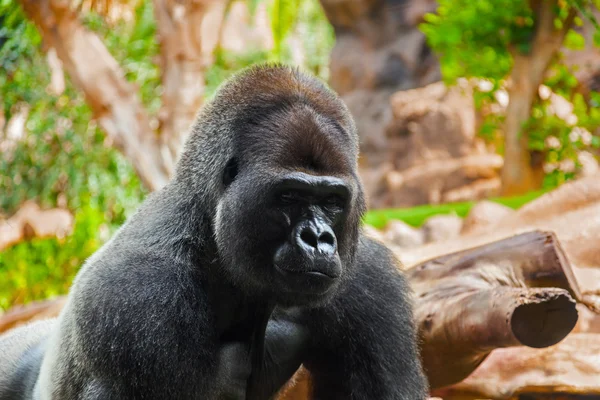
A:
216,341,253,399
214,307,310,400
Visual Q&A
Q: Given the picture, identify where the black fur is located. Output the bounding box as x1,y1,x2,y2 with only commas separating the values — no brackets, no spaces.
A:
0,65,427,400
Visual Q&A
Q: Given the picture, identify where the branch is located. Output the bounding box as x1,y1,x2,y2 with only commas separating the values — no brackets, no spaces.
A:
20,0,170,191
0,202,74,251
153,0,225,175
0,297,67,334
399,174,600,274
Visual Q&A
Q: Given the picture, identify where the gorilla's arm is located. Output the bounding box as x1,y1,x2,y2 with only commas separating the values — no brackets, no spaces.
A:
0,320,53,400
303,236,428,400
246,313,310,400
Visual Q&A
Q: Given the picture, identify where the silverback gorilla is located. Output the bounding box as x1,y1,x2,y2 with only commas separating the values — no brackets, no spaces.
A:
0,65,428,400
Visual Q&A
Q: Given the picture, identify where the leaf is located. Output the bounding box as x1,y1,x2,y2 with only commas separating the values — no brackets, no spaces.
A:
268,0,301,60
594,30,600,47
564,29,586,50
247,0,261,18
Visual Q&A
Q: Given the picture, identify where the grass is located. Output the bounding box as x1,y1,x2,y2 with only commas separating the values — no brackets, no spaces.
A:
362,189,548,229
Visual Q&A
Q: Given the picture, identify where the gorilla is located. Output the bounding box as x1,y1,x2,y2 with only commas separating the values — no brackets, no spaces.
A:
0,65,427,400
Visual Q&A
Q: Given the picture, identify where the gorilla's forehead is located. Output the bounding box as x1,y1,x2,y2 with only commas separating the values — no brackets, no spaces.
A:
235,103,356,176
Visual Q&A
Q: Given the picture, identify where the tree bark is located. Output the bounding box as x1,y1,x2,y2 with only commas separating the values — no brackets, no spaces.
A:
20,0,170,191
501,1,575,195
0,202,74,251
408,230,580,388
432,333,600,399
153,0,225,175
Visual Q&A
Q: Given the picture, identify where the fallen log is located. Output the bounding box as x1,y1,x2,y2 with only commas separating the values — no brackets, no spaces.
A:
0,297,67,334
432,333,600,399
398,175,600,280
408,230,580,388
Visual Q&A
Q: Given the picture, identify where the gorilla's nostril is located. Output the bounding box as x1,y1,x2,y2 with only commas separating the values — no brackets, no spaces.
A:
300,228,319,249
319,231,335,246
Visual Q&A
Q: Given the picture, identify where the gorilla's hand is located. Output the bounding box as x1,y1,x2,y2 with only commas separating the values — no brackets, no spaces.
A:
249,314,310,400
217,342,252,399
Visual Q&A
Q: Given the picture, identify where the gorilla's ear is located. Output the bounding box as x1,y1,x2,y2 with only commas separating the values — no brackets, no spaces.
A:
223,158,239,187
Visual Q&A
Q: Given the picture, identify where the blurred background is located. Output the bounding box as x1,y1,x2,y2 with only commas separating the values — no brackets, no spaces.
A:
2,0,600,398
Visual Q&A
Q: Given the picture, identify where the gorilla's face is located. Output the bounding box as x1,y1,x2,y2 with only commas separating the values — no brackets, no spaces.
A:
213,106,364,306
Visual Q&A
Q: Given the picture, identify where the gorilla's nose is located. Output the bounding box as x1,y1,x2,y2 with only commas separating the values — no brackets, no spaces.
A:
295,220,337,257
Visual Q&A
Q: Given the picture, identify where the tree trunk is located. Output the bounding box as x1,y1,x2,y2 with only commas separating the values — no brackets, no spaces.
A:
20,0,171,191
501,0,575,195
153,0,226,175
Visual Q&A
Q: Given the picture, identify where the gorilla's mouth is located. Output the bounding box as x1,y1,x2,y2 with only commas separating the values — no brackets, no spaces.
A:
273,263,340,295
275,264,339,279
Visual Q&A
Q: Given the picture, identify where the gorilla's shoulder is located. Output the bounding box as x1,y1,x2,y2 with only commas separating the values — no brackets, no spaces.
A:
356,232,402,271
72,247,208,321
342,231,411,299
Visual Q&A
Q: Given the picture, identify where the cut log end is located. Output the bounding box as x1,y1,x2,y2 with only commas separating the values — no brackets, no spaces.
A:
511,289,578,348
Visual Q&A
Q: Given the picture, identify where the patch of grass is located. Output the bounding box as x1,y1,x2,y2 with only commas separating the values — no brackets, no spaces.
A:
363,190,548,229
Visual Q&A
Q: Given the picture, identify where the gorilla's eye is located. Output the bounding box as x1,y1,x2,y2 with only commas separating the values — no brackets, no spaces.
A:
223,158,238,187
323,195,344,209
279,190,299,204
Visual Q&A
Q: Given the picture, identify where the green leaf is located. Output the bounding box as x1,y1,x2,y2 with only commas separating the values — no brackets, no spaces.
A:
594,31,600,47
565,29,586,50
247,0,261,18
268,0,301,60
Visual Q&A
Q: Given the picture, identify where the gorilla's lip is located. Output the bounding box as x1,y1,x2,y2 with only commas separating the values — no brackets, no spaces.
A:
273,263,340,280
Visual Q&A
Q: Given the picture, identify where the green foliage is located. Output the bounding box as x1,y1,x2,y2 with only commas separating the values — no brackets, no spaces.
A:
81,1,161,113
268,0,301,60
0,0,40,77
0,2,147,310
0,202,105,310
420,0,533,83
293,0,334,77
207,0,334,95
253,0,334,69
564,28,586,50
527,64,600,188
421,0,600,189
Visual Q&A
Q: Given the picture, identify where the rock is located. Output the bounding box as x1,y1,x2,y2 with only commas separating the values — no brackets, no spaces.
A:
442,178,501,203
421,214,463,244
319,0,504,207
363,80,502,208
362,224,387,243
461,200,515,235
320,0,441,171
386,81,478,172
382,220,424,248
